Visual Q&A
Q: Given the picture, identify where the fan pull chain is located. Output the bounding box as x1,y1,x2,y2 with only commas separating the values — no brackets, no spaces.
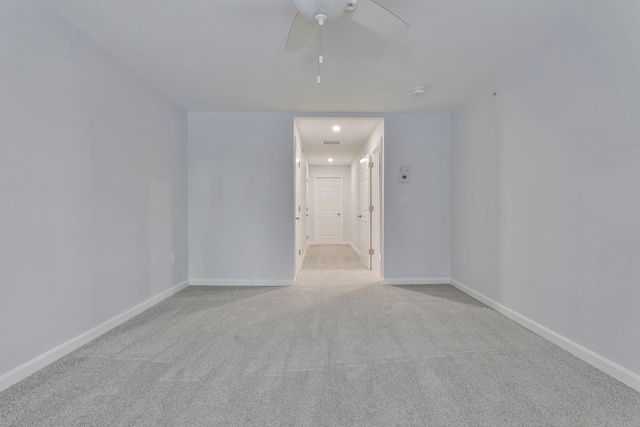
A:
317,19,323,84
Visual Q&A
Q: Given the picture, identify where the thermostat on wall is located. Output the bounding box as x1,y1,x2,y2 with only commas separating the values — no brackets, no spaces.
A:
400,166,410,183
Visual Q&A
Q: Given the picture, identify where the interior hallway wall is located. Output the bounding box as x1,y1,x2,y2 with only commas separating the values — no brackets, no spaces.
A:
188,113,451,284
0,0,188,384
451,0,640,387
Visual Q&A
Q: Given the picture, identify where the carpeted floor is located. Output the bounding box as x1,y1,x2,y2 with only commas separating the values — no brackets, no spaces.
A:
2,258,640,425
301,244,365,270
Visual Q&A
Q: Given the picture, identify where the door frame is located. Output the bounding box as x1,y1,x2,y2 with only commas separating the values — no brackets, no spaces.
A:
371,143,382,272
358,154,372,269
294,135,308,276
292,116,384,281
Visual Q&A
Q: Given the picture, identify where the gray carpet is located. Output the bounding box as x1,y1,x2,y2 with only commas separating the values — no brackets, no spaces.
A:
301,244,365,270
2,273,640,426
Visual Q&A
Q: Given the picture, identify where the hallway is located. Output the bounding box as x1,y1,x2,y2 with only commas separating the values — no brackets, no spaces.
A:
301,244,366,271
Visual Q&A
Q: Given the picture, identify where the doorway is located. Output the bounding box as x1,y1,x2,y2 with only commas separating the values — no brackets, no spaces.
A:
293,117,384,279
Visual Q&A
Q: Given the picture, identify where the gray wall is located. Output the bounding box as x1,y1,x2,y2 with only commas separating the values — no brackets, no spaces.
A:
188,113,296,281
0,0,188,378
188,113,452,283
451,1,640,377
383,114,452,281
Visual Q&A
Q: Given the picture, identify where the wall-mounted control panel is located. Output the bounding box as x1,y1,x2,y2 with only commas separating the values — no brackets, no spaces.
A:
400,166,410,183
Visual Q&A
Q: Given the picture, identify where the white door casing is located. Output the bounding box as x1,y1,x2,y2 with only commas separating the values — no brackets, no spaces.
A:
294,142,302,270
358,156,372,268
305,164,310,245
371,145,381,271
314,176,343,244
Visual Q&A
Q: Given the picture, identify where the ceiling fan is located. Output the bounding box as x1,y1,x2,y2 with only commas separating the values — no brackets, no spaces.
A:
286,0,411,53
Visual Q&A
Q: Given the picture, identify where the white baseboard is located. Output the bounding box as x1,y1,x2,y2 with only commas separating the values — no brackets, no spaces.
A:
450,278,640,393
190,279,294,287
295,248,310,279
0,280,189,393
382,277,450,285
346,241,359,254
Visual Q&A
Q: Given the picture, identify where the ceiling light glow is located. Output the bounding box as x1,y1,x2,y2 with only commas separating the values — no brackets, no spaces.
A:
328,158,334,162
332,125,341,132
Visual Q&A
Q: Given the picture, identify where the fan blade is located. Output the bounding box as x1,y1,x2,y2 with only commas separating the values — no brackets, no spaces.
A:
285,13,316,52
348,0,410,40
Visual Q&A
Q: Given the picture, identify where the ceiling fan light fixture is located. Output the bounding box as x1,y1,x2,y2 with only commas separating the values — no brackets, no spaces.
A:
413,86,428,96
294,0,349,23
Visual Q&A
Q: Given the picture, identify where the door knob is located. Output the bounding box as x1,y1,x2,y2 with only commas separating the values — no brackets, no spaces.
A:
295,217,300,220
337,213,341,217
358,215,362,218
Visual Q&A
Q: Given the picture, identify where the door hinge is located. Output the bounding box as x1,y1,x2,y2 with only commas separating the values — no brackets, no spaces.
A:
299,250,301,255
369,249,375,255
369,161,374,168
369,205,374,212
306,235,309,240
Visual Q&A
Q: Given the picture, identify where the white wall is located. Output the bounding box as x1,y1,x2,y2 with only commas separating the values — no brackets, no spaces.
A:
308,166,352,243
451,0,640,386
188,113,451,284
188,113,295,282
383,114,452,283
0,0,188,382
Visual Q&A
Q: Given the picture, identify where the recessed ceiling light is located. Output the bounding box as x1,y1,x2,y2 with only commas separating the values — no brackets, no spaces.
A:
328,158,334,162
332,125,340,132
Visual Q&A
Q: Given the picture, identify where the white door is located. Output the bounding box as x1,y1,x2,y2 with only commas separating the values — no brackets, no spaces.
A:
314,177,343,244
358,156,371,268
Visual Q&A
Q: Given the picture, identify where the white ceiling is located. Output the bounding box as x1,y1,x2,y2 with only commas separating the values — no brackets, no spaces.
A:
42,0,598,113
296,117,381,165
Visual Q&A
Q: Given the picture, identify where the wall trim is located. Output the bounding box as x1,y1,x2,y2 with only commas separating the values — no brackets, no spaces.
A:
450,278,640,393
190,279,295,287
0,280,189,393
295,247,306,277
346,241,359,254
382,277,450,285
